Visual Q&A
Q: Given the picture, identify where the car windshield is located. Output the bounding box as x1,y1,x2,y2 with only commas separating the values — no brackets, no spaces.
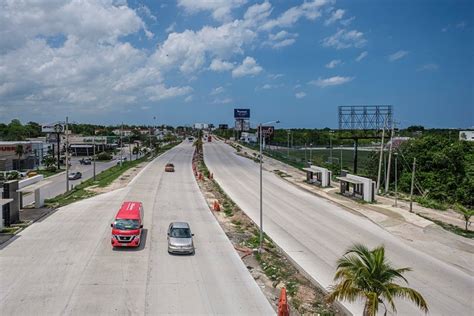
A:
114,219,140,230
170,227,191,238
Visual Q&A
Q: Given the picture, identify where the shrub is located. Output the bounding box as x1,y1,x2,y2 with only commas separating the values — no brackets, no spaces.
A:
96,152,112,161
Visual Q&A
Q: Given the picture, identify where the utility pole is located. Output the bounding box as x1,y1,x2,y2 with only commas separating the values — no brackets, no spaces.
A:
309,143,313,163
129,143,132,161
304,142,307,162
65,116,69,192
93,135,96,181
340,145,343,172
409,157,416,212
385,123,395,193
329,131,333,164
287,130,290,158
394,153,398,207
376,116,387,193
120,122,123,167
259,123,264,253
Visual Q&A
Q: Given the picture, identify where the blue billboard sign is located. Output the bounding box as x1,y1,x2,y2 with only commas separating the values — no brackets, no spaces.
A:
234,108,250,119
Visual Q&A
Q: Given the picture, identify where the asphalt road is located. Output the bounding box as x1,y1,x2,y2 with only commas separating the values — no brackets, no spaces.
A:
21,149,135,206
204,140,474,315
0,142,273,315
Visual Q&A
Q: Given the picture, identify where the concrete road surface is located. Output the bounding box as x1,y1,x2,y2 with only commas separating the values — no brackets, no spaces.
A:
204,140,474,315
0,142,274,315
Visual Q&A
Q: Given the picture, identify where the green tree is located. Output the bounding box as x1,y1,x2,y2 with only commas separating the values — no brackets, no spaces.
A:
42,155,56,170
327,243,428,316
455,204,473,231
6,119,27,140
132,144,140,160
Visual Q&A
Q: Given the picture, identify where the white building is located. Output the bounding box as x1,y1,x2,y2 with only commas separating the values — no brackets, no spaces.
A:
459,131,474,141
194,123,209,130
240,132,257,143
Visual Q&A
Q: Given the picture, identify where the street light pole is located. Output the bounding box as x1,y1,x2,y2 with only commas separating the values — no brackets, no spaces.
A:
120,122,123,167
258,120,280,254
287,130,290,158
394,153,398,207
259,123,264,253
65,116,69,192
93,135,96,181
329,131,333,164
409,157,416,212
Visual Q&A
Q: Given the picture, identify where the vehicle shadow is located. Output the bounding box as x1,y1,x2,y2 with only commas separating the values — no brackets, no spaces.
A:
112,228,148,252
167,248,196,256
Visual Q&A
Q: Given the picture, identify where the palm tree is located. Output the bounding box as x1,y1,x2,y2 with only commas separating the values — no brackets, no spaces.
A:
15,144,24,170
455,204,473,231
327,243,428,316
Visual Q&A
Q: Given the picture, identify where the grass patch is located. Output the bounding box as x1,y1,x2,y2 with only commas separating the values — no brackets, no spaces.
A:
35,168,65,178
0,226,21,234
418,214,474,239
415,196,448,211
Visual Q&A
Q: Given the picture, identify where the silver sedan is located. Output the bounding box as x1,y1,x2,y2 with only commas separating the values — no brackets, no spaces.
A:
167,222,195,255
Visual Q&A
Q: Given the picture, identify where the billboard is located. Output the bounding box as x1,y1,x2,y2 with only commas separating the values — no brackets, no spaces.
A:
218,124,229,130
234,108,250,119
258,126,275,139
235,120,250,131
42,122,64,133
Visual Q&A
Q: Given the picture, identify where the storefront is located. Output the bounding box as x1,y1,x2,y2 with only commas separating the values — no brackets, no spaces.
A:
0,142,38,171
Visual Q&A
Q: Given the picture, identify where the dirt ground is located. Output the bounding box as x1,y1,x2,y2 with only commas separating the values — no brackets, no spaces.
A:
87,162,147,194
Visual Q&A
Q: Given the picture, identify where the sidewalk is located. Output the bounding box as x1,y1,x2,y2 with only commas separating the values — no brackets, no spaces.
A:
231,140,468,233
0,207,54,245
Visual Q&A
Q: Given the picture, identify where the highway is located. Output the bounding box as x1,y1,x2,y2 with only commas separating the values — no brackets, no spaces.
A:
0,142,274,315
204,140,474,315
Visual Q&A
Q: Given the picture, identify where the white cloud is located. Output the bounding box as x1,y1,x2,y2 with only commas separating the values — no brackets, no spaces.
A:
355,51,368,62
388,50,409,62
137,4,157,22
417,63,439,72
309,76,354,87
340,16,355,26
184,95,194,102
0,1,195,117
0,0,148,53
261,0,330,31
166,22,176,33
209,59,235,72
264,31,298,49
325,9,345,26
268,73,284,80
145,84,193,101
295,91,306,98
243,1,273,26
152,21,256,74
256,83,284,90
212,97,233,104
210,86,225,95
232,57,263,77
177,0,247,22
325,59,342,68
322,29,366,49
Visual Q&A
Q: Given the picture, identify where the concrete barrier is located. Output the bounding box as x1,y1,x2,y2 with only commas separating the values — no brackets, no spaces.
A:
18,175,44,190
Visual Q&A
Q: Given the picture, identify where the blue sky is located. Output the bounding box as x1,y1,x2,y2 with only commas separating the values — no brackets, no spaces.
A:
0,0,472,128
